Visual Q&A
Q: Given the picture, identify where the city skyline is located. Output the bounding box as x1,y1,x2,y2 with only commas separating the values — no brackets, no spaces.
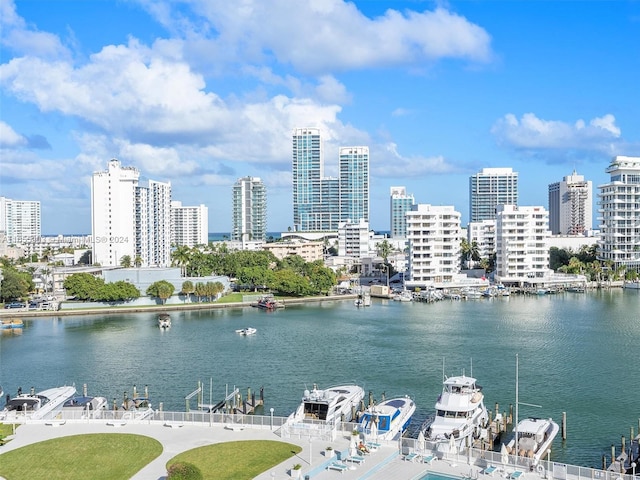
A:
1,0,639,235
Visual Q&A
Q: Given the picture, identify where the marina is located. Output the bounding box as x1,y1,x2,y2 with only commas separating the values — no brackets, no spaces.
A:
0,289,639,471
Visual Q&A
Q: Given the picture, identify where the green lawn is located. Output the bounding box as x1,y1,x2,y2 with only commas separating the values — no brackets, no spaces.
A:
0,432,302,480
0,423,18,445
0,433,162,480
168,440,302,480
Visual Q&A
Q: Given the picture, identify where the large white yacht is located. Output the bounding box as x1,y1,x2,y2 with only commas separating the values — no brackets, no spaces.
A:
423,375,488,452
0,385,76,420
287,384,365,425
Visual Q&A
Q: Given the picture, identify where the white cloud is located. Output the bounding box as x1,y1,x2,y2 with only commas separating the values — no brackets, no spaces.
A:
491,113,622,153
0,0,70,59
142,1,493,74
370,142,461,178
0,120,27,147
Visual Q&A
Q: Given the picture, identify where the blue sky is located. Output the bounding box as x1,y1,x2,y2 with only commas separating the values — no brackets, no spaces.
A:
1,0,638,235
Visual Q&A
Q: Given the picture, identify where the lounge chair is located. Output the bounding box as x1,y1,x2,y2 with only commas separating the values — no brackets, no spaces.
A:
509,470,524,479
484,466,497,476
423,454,436,465
327,461,349,473
404,452,421,462
346,455,366,464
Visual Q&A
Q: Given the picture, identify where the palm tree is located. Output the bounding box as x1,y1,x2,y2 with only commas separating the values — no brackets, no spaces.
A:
376,240,393,263
134,255,143,268
171,245,191,277
460,239,471,268
120,255,132,268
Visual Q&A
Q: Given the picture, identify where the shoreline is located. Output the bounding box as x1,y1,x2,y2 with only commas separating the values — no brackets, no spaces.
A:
0,294,358,318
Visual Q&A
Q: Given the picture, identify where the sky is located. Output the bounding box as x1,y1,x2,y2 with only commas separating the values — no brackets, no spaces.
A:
1,0,639,235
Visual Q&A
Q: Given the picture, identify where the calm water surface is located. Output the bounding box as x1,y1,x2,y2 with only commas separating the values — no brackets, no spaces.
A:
1,290,639,468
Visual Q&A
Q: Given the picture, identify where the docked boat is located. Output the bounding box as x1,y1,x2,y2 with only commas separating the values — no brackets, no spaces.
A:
506,417,559,465
358,396,416,441
63,394,108,419
158,314,171,329
423,375,488,452
1,319,23,329
235,327,257,336
287,384,365,425
393,290,413,302
0,385,76,420
253,295,283,310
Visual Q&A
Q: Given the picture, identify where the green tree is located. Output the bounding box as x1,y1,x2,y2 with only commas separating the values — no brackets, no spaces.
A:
272,269,311,296
120,255,132,268
376,240,393,263
194,282,207,302
146,280,175,304
64,273,104,300
0,268,33,301
134,255,143,267
181,280,195,302
171,245,191,276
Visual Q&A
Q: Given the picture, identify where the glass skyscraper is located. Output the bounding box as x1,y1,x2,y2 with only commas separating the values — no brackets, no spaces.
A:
469,167,518,222
232,176,267,242
292,128,369,232
389,186,414,238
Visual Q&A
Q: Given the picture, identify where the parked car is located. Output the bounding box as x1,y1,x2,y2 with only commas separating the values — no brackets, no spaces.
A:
4,302,26,309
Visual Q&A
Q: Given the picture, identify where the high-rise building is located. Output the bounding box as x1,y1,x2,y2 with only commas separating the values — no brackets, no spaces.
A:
91,159,172,267
495,205,550,281
232,176,267,242
171,201,208,248
548,170,592,235
339,146,369,224
389,187,415,238
597,156,640,272
0,196,41,245
292,128,369,232
406,204,461,285
292,128,323,231
469,167,518,222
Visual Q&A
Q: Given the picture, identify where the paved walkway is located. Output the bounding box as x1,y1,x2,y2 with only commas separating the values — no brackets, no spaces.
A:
0,421,531,480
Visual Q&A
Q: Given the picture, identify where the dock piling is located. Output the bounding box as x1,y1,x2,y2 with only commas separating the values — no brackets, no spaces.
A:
562,412,567,440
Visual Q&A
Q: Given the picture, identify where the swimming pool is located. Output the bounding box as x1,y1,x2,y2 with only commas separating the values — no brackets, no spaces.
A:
415,472,464,480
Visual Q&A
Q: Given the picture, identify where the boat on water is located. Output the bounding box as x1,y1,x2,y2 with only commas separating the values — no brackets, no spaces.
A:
63,394,108,419
423,375,488,453
253,295,283,310
506,417,559,465
1,319,23,329
623,281,640,290
358,396,416,441
235,327,257,335
0,385,76,420
393,290,413,302
287,384,365,425
158,314,171,329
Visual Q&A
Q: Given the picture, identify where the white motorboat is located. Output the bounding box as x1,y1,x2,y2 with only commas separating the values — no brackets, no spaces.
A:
158,314,171,329
506,417,559,465
287,384,365,425
358,396,416,441
63,394,108,419
423,375,488,452
0,385,76,420
235,327,257,335
393,291,413,302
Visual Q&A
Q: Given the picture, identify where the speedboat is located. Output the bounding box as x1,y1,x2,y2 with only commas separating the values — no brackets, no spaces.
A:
235,327,257,335
158,314,171,329
0,385,76,420
506,417,559,465
63,394,108,419
423,375,488,452
358,396,416,441
287,384,365,425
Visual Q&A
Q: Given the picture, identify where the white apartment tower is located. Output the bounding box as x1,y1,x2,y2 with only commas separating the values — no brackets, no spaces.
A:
597,156,640,272
92,159,139,266
467,219,496,260
171,201,208,247
406,204,461,285
337,218,370,258
232,176,267,242
390,186,415,238
548,170,593,235
495,205,551,281
0,196,41,245
91,159,172,267
469,168,518,222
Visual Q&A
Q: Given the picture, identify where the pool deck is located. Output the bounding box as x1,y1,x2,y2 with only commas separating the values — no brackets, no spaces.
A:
0,421,544,480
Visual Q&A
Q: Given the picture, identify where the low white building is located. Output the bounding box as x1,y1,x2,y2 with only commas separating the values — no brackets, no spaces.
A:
495,205,552,283
406,204,461,288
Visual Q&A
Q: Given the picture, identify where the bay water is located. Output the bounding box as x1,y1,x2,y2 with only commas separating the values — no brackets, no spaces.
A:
1,290,639,468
